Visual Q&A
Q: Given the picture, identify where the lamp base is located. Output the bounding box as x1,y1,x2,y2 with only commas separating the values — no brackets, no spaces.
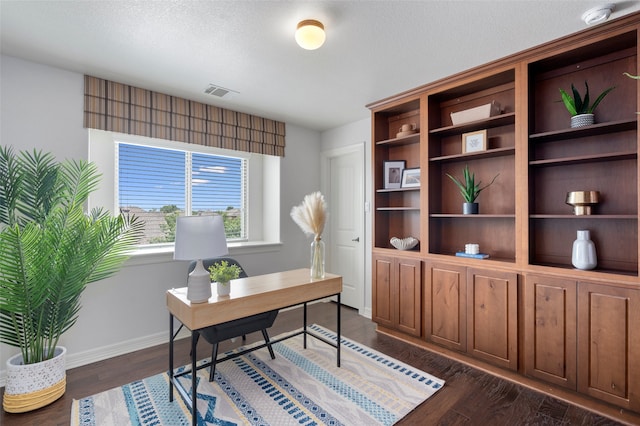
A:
187,259,212,303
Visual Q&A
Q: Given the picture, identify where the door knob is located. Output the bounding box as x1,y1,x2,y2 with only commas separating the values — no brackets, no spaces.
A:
352,237,360,242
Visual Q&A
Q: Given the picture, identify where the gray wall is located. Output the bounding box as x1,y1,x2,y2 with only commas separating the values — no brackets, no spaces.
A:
0,55,370,380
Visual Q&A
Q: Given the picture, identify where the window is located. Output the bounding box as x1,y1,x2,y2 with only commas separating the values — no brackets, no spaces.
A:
117,142,247,246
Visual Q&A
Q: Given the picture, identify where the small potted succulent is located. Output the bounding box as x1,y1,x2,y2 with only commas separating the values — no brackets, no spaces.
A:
559,81,615,128
209,260,242,296
446,164,499,214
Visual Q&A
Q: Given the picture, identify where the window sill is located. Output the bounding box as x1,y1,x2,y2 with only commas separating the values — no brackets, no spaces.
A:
122,241,283,267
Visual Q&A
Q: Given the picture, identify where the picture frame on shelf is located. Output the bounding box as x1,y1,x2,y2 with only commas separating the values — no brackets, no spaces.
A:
384,160,405,189
401,168,421,188
462,129,487,153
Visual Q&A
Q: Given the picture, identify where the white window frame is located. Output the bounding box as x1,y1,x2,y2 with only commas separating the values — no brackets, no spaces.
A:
88,129,282,260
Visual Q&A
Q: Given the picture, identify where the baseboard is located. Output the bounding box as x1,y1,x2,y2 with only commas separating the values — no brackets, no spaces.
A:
0,327,191,388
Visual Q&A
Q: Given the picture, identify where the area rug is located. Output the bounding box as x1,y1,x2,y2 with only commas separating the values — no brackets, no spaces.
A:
71,324,444,425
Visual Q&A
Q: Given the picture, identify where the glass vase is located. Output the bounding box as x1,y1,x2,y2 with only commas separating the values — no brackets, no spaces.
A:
572,229,597,270
310,237,325,279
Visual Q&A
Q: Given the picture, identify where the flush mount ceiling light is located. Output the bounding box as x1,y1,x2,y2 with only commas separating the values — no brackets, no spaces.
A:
581,4,615,25
295,19,325,50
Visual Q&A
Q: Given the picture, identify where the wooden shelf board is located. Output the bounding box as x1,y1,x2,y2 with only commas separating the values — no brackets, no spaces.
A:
529,261,638,277
529,119,637,143
430,214,515,218
376,207,421,211
429,112,515,136
430,147,515,163
376,187,420,193
375,133,420,146
530,214,637,219
529,151,637,166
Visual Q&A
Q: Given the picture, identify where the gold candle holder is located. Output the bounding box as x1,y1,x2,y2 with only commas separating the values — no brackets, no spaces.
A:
566,191,600,215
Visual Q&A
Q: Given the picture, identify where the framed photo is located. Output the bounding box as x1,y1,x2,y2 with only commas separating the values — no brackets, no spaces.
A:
401,168,421,188
384,160,405,189
462,129,487,153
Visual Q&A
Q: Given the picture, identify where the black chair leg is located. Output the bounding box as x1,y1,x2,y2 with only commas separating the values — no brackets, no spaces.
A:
209,342,219,382
262,329,276,360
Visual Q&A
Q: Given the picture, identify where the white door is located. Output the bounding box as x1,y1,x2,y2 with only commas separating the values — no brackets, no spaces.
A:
322,144,365,310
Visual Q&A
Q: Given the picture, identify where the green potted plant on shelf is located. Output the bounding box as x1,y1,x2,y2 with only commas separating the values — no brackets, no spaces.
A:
559,81,615,128
446,164,499,215
0,147,144,413
209,260,242,296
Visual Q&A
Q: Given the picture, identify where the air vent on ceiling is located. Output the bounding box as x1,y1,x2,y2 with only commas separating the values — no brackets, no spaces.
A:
204,84,238,98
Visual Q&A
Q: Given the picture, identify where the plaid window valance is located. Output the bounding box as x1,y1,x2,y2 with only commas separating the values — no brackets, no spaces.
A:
83,76,286,157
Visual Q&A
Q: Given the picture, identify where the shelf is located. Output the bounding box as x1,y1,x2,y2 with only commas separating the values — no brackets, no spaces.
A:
530,215,637,219
377,187,420,193
529,119,637,143
429,113,515,137
431,214,515,218
375,133,420,146
529,151,637,167
377,207,420,211
430,147,515,163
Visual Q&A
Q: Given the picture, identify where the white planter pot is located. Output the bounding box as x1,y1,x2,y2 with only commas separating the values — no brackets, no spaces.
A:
217,281,230,296
570,113,594,128
2,346,67,413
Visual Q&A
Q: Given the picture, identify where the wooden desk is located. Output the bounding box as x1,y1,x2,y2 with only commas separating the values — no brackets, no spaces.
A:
166,268,342,426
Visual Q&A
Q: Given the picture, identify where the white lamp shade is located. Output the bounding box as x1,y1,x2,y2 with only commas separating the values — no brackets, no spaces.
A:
295,20,325,50
174,215,228,261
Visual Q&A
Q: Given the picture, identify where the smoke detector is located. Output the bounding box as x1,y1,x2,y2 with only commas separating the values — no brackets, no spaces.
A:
582,4,615,25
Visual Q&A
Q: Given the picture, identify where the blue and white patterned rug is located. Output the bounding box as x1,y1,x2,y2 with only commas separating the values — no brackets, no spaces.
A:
71,324,444,425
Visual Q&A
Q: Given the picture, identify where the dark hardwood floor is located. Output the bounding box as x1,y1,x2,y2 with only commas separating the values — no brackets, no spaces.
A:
1,302,636,425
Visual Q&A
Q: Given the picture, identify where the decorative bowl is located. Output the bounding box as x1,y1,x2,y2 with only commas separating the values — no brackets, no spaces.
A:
390,236,419,251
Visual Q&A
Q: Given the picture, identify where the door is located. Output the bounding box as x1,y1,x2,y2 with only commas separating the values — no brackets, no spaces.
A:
322,144,365,310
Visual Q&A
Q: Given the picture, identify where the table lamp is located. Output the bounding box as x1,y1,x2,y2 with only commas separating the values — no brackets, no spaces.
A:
174,215,228,303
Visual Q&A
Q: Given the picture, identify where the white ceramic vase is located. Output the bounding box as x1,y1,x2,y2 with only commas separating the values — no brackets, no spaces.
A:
3,346,66,413
572,230,597,270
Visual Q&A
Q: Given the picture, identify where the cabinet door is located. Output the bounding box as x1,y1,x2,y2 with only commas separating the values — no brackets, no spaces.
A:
372,255,394,328
466,268,518,370
424,262,467,351
396,257,422,336
577,282,640,411
524,274,577,389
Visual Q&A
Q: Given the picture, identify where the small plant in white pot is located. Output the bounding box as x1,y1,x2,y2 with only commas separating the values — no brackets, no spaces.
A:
0,147,144,413
209,260,242,296
446,165,499,214
559,81,615,128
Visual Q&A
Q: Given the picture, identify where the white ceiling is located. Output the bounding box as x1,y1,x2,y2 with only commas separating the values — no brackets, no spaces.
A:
2,1,640,131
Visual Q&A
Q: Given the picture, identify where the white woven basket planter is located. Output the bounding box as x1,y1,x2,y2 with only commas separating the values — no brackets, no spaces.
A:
2,346,67,413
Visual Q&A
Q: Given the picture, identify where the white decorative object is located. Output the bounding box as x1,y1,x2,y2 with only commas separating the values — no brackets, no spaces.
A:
217,282,231,296
465,244,480,254
290,191,328,279
451,101,501,125
390,237,419,250
3,346,66,413
572,230,597,270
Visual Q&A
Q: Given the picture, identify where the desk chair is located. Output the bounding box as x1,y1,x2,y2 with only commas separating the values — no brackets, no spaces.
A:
187,257,278,381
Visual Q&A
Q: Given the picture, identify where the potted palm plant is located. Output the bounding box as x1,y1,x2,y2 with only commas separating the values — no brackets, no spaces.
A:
446,165,499,214
559,81,615,128
0,147,144,413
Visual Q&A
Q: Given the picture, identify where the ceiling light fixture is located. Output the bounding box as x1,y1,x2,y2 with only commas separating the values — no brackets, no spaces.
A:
295,19,325,50
581,4,615,25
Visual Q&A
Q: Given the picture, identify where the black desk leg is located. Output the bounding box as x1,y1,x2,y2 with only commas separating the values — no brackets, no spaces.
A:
303,302,308,349
191,330,198,426
169,314,174,401
337,293,341,367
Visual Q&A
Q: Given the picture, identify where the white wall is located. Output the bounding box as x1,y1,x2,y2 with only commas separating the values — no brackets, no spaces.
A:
0,55,325,381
